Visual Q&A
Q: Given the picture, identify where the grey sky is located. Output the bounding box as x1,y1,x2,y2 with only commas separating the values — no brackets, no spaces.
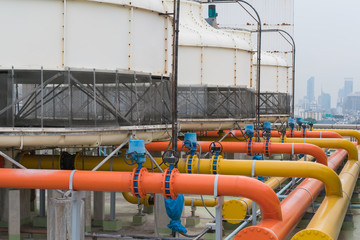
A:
295,0,360,107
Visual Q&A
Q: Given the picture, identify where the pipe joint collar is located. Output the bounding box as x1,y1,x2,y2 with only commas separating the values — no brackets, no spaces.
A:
185,154,198,174
264,140,272,157
130,167,147,198
161,168,179,199
210,155,222,174
247,140,253,156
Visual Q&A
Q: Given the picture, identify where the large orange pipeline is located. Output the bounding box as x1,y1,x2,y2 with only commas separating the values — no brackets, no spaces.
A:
0,168,282,224
235,149,348,240
146,141,328,165
197,130,342,139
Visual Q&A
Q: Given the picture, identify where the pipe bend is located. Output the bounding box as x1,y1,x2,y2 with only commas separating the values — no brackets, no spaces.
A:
321,129,360,145
146,141,328,165
172,173,282,222
300,138,357,161
246,161,342,197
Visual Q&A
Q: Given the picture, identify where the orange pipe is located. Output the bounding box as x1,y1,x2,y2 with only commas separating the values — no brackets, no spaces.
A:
146,141,328,165
235,149,347,240
197,130,342,139
0,168,282,223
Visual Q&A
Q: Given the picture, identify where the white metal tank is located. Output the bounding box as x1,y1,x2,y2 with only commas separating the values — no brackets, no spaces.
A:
176,0,253,87
0,0,172,76
252,52,289,93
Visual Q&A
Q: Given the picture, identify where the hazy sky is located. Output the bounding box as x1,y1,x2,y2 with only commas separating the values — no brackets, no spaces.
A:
294,0,360,107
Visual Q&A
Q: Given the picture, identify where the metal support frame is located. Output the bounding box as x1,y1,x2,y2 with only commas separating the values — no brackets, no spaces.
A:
91,138,130,171
254,29,296,117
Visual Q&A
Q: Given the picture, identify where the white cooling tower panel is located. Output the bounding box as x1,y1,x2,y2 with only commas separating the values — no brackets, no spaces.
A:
260,66,277,92
178,47,202,85
131,9,167,75
278,67,288,93
0,0,63,69
66,1,128,70
235,50,251,87
202,48,234,86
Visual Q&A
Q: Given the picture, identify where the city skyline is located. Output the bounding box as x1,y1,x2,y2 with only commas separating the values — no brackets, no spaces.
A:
297,76,357,108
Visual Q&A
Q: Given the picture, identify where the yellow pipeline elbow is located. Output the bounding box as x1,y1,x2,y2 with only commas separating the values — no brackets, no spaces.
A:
272,138,358,161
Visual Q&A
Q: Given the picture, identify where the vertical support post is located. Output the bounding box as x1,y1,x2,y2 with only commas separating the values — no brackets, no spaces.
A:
171,0,181,156
93,69,97,127
110,157,116,221
115,70,119,123
252,202,257,225
8,190,20,240
11,66,15,127
41,66,44,128
67,68,72,127
71,191,81,240
84,191,92,232
110,193,116,221
93,192,104,227
40,189,46,217
53,84,56,120
215,196,224,240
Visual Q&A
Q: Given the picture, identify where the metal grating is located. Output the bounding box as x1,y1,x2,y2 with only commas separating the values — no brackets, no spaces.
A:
0,68,290,128
259,92,290,115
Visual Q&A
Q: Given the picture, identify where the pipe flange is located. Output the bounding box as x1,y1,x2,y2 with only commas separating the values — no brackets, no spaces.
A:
185,154,198,174
264,140,272,157
302,129,307,138
161,168,179,199
130,167,148,198
210,155,222,175
247,140,253,156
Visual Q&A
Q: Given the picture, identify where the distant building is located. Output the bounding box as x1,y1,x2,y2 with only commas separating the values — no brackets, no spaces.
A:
307,77,315,102
343,93,360,112
344,78,354,97
318,92,331,110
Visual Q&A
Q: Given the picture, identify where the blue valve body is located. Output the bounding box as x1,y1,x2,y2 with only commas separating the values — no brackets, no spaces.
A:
128,140,146,164
264,122,271,133
184,133,197,152
245,125,254,139
288,117,295,129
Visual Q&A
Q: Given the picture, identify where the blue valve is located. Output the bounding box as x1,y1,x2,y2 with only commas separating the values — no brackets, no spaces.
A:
288,118,295,130
127,140,146,165
245,125,254,139
264,122,271,133
184,132,197,152
296,117,303,130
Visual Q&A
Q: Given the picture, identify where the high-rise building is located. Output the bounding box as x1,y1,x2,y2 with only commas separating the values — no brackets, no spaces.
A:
344,78,353,97
343,93,360,112
307,77,315,102
318,92,331,110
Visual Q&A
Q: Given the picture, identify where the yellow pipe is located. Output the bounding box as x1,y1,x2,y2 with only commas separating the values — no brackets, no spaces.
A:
318,129,360,144
184,198,218,207
121,192,152,207
269,138,358,161
178,159,342,197
292,159,360,240
18,152,61,169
